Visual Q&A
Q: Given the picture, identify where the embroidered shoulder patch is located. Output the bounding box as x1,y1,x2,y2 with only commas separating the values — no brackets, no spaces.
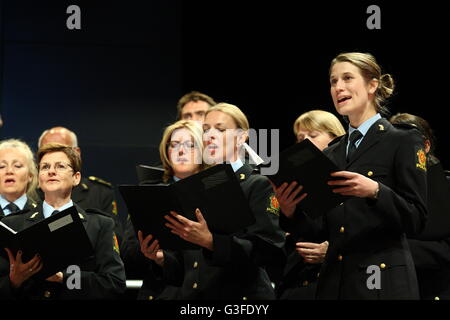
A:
267,195,280,216
113,233,120,254
112,200,118,215
416,148,427,172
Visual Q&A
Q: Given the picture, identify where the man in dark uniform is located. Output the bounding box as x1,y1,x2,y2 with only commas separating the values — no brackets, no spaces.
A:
176,91,216,122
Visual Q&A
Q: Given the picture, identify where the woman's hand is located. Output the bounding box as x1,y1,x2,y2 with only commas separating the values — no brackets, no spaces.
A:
270,181,308,218
296,241,329,264
165,209,213,251
328,171,379,198
137,231,164,266
5,248,43,289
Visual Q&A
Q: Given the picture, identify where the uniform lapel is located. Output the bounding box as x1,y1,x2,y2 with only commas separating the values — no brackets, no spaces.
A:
74,203,88,224
25,203,87,225
235,163,254,183
327,135,348,170
25,203,45,225
346,118,389,168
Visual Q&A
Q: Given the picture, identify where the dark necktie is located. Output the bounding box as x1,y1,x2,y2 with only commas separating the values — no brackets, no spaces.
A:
347,130,363,162
51,210,60,216
6,202,20,215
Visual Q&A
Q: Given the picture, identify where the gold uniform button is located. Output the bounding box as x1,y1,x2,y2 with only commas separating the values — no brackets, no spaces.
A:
367,171,374,177
435,296,440,301
380,263,386,270
243,297,248,301
44,291,51,298
340,226,345,233
338,255,343,261
193,282,198,289
193,261,198,268
302,280,309,287
148,296,154,300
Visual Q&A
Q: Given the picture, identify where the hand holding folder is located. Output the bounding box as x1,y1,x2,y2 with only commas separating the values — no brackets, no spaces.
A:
267,139,347,218
0,206,94,280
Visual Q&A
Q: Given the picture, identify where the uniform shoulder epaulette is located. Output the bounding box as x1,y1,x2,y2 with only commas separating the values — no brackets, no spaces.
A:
328,135,345,146
85,207,114,218
88,176,112,188
392,122,417,130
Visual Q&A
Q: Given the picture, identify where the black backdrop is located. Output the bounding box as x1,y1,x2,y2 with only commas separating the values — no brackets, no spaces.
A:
1,1,449,220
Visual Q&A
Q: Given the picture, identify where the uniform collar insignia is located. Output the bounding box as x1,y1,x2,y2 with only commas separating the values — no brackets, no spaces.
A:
30,212,39,219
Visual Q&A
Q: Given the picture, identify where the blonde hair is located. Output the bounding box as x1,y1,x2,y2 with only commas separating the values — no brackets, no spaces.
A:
159,120,205,182
0,139,38,202
206,103,250,131
330,52,395,115
293,110,346,138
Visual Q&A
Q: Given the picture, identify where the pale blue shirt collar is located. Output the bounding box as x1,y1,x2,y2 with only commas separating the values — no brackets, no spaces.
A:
230,158,244,173
348,113,381,149
0,194,28,216
43,200,74,219
173,176,181,182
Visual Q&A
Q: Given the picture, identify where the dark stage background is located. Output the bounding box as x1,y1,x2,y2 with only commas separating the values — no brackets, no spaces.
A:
1,1,448,221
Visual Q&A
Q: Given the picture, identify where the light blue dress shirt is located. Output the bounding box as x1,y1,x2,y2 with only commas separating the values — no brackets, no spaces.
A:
346,113,382,156
42,200,74,219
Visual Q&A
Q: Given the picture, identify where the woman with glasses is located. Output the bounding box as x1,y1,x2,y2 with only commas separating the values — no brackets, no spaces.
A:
143,103,285,300
124,120,205,300
0,143,126,299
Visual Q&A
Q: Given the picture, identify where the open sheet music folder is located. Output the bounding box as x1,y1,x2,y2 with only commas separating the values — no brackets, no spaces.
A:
0,206,94,279
120,164,255,250
267,139,348,218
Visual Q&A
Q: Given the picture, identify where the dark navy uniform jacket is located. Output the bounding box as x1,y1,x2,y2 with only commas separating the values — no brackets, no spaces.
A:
161,163,286,300
283,118,428,300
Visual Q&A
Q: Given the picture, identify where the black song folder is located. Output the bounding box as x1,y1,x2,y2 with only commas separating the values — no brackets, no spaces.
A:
267,139,347,218
136,164,164,184
119,164,255,250
0,206,94,279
